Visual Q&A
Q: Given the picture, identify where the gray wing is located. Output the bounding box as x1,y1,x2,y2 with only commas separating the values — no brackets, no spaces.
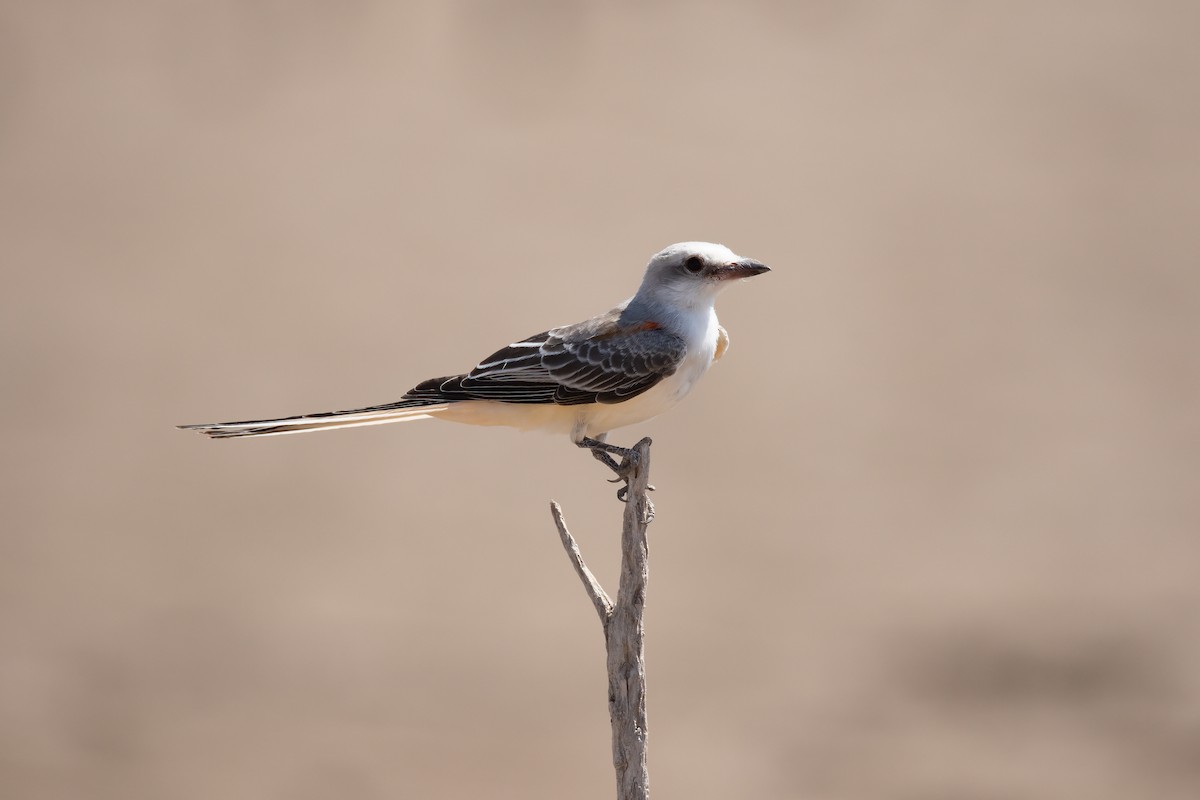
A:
404,312,688,406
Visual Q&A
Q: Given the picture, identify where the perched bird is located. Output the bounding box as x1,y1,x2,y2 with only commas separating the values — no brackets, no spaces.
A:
181,242,769,496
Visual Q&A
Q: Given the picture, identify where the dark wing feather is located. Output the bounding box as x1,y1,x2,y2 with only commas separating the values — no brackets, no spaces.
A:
403,315,687,406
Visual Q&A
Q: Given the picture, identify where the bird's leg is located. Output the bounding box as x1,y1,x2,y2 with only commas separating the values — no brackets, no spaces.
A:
577,436,655,501
578,436,631,475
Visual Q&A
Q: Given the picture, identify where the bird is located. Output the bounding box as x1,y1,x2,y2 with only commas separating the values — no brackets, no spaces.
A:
180,242,770,497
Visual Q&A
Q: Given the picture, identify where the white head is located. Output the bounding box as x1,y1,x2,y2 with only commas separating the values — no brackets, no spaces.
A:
634,242,770,311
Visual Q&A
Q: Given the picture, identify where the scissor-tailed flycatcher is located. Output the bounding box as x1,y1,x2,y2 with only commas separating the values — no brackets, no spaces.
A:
181,242,769,497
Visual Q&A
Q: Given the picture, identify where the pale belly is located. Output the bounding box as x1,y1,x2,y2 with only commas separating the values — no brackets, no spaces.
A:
574,352,711,438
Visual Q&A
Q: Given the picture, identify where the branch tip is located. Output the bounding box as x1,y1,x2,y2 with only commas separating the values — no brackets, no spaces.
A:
550,501,613,625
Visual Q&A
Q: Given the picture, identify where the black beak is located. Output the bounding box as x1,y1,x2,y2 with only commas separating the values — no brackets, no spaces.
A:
718,258,771,280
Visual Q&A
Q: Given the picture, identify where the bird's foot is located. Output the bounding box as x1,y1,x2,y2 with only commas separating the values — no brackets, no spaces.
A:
578,436,629,475
611,476,656,502
578,437,655,502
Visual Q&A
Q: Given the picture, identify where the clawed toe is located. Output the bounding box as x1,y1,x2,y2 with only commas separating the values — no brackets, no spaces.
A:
578,436,655,504
609,479,657,496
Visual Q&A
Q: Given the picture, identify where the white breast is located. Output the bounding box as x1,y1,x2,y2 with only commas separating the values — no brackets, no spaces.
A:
575,308,720,438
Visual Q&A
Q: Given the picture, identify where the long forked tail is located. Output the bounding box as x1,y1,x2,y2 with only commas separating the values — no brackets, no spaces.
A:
179,399,451,439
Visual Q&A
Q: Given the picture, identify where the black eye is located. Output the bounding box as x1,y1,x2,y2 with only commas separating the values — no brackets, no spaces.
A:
683,255,704,273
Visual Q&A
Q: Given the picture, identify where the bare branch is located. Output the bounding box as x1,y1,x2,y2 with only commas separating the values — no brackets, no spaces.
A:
550,501,613,625
607,437,652,800
549,436,654,800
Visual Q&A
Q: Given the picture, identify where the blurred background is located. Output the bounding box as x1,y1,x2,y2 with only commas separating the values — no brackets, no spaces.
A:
2,2,1198,798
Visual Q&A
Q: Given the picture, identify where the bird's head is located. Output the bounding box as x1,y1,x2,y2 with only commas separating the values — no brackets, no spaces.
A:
636,242,770,310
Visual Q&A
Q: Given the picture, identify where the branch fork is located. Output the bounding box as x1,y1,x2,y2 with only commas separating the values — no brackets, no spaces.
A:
549,436,654,800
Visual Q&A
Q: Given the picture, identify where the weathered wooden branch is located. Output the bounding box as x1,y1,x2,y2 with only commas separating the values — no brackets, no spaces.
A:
549,436,654,800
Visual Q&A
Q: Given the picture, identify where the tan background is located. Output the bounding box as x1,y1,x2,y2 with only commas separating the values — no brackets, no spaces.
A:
2,2,1199,799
